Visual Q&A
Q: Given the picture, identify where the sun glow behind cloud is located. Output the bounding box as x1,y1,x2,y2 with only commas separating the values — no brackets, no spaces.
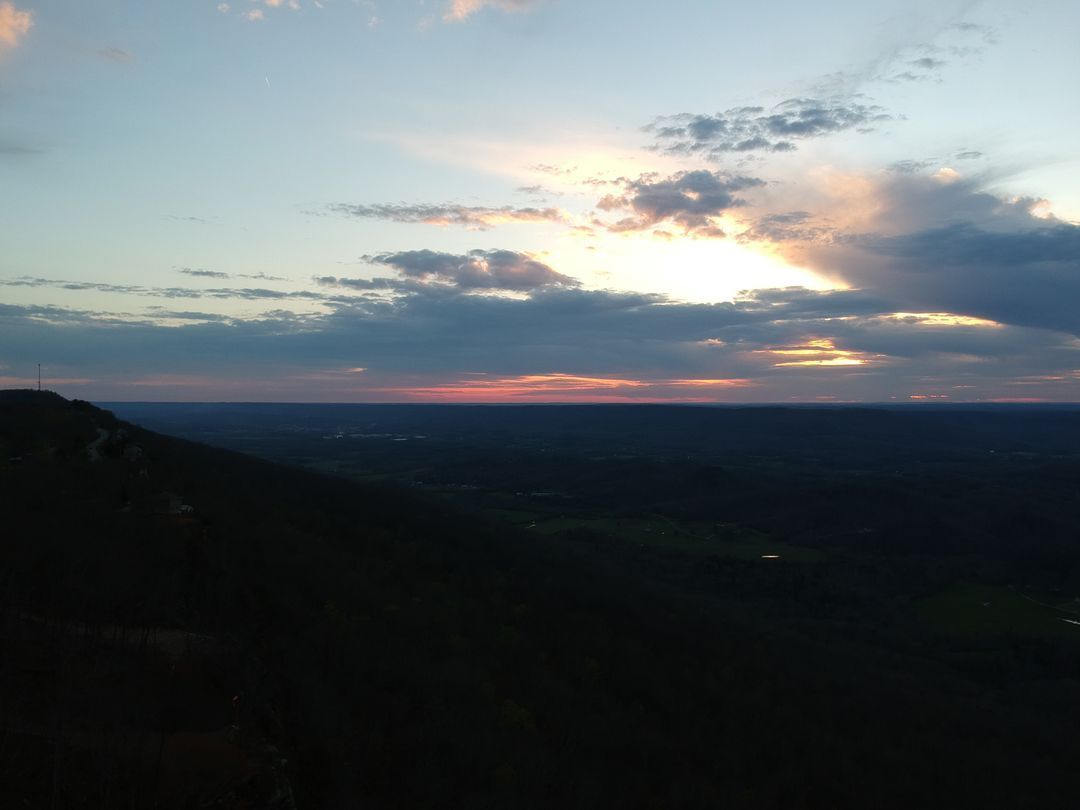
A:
548,227,832,303
760,338,880,368
370,130,687,195
353,128,837,302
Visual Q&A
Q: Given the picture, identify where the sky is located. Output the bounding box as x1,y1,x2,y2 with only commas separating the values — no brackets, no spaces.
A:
1,0,1079,403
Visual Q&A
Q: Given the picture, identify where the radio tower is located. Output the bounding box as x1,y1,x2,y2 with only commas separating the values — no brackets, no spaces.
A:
37,364,41,392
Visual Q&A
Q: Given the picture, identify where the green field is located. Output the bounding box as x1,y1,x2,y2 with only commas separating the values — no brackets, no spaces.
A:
503,511,822,561
918,583,1080,640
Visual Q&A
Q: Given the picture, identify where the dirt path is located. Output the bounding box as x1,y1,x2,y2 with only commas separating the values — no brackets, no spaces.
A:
86,427,109,461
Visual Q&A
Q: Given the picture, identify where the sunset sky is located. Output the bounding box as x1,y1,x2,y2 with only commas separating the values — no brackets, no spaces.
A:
2,0,1079,402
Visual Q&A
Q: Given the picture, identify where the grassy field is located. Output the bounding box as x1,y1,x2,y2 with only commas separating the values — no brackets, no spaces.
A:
918,583,1080,640
320,458,824,562
495,510,822,561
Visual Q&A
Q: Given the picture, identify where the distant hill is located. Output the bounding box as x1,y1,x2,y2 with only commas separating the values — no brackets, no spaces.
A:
4,391,1080,809
104,400,1080,468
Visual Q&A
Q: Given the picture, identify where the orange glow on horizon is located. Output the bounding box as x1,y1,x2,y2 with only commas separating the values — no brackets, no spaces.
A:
0,375,95,387
667,378,754,387
370,372,755,402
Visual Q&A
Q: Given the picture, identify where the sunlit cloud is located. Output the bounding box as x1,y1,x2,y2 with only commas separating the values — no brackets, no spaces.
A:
443,0,545,23
886,312,1002,328
0,1,32,49
759,338,881,368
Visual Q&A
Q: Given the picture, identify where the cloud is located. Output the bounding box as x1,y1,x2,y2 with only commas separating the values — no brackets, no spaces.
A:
947,21,997,50
746,170,1080,335
909,56,947,71
142,308,233,323
887,56,949,83
849,221,1080,333
595,170,764,236
0,1,30,48
178,268,230,279
238,272,290,282
0,138,44,157
216,0,532,28
738,211,837,245
888,159,936,174
648,97,890,159
98,47,134,63
443,0,544,23
516,184,561,199
328,202,566,230
813,13,997,95
5,279,1078,402
0,275,328,303
368,249,578,291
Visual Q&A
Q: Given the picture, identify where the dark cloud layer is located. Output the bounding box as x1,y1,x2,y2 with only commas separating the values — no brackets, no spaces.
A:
4,275,1077,402
648,97,890,159
852,221,1080,333
753,173,1080,335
